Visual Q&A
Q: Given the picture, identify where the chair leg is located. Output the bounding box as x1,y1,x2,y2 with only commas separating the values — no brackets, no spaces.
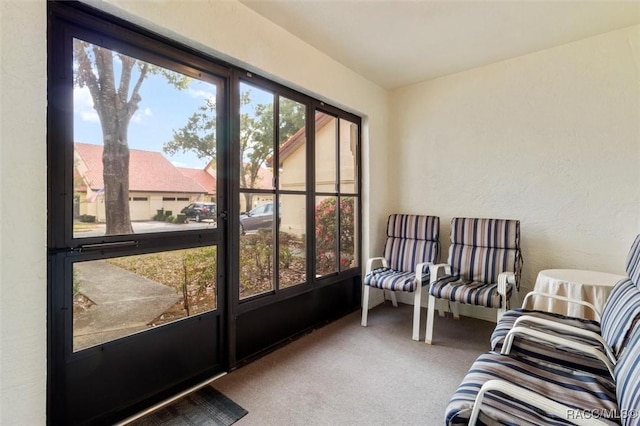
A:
425,294,436,344
361,285,370,327
389,291,398,307
451,302,460,320
437,301,445,317
412,285,422,341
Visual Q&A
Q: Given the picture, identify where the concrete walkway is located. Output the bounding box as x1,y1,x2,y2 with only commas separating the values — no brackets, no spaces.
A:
73,260,180,351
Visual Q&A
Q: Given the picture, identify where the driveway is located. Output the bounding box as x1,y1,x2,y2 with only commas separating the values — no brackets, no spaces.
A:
74,220,217,238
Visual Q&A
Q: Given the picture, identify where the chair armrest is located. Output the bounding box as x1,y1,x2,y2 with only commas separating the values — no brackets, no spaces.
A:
415,262,433,283
469,379,611,426
512,315,615,363
366,257,388,274
497,272,515,296
429,263,452,284
521,291,601,321
501,326,614,377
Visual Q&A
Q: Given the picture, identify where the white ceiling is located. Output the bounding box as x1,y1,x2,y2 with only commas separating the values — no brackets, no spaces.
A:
240,0,640,89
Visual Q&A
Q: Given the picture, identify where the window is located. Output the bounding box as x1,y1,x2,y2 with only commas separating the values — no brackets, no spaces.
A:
315,111,360,276
238,77,360,300
55,34,226,350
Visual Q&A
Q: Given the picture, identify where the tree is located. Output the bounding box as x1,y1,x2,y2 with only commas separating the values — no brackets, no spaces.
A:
74,40,188,235
164,90,305,209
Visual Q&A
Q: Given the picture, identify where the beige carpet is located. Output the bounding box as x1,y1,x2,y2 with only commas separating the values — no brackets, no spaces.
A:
213,303,494,425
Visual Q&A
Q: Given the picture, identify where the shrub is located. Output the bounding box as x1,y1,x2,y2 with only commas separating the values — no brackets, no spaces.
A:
79,214,96,223
315,197,355,274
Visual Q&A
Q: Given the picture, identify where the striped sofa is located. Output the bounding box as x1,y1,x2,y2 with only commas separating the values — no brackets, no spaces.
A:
426,217,522,344
361,214,440,341
445,235,640,425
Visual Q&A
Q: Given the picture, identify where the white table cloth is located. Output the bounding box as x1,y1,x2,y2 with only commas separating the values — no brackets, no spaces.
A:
528,269,626,320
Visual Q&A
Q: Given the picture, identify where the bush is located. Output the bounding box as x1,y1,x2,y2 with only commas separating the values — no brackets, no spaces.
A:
315,197,355,274
79,214,96,223
166,215,175,223
176,214,187,224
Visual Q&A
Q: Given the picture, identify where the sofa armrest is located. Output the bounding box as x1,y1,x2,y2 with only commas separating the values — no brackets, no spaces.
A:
501,326,614,377
521,291,601,321
512,315,615,363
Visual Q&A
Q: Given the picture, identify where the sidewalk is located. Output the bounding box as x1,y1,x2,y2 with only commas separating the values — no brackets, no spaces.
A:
73,260,180,351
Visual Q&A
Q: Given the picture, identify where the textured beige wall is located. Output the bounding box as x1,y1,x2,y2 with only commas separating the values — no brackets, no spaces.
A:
0,1,48,424
390,25,640,318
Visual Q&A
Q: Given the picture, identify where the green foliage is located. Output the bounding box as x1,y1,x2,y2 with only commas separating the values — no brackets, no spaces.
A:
164,89,305,194
180,246,217,315
315,197,355,274
238,230,305,297
79,214,96,223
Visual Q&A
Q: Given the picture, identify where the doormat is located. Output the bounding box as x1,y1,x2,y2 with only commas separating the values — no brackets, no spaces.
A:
130,386,248,426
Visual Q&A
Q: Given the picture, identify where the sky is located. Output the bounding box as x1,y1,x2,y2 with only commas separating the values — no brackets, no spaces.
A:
73,43,274,170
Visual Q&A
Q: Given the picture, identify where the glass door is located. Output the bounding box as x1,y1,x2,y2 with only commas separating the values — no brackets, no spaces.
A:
48,8,230,424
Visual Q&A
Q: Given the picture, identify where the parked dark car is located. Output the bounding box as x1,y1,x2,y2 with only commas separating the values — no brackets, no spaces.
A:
239,202,277,234
181,202,216,222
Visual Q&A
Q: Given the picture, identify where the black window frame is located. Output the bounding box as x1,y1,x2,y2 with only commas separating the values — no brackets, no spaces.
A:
231,73,362,314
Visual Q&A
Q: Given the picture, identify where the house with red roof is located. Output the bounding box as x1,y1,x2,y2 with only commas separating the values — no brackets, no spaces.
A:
265,112,358,236
74,142,216,222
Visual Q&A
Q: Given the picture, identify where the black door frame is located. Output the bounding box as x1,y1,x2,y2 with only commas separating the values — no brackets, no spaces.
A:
48,3,232,424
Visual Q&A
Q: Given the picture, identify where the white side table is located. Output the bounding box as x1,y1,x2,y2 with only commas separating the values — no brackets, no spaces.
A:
529,269,626,320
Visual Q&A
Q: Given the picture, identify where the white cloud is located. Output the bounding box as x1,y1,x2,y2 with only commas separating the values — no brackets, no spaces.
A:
74,86,99,122
81,111,100,122
188,88,215,101
131,107,152,124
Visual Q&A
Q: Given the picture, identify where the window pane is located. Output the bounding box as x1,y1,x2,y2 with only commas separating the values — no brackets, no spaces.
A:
279,194,306,288
339,119,358,194
73,39,219,238
73,246,217,351
315,112,337,192
339,197,358,271
278,97,306,190
239,194,275,298
240,82,274,191
315,196,338,277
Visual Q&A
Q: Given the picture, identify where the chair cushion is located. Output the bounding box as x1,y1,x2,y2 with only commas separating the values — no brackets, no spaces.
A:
450,217,519,249
384,214,440,272
448,246,519,285
363,267,429,292
387,214,439,241
625,234,640,285
445,352,619,426
600,277,640,358
385,238,439,273
614,322,640,420
430,275,513,308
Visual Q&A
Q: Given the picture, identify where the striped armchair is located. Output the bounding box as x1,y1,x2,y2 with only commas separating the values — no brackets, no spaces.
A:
426,217,522,344
361,214,440,341
445,235,640,425
488,234,640,377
